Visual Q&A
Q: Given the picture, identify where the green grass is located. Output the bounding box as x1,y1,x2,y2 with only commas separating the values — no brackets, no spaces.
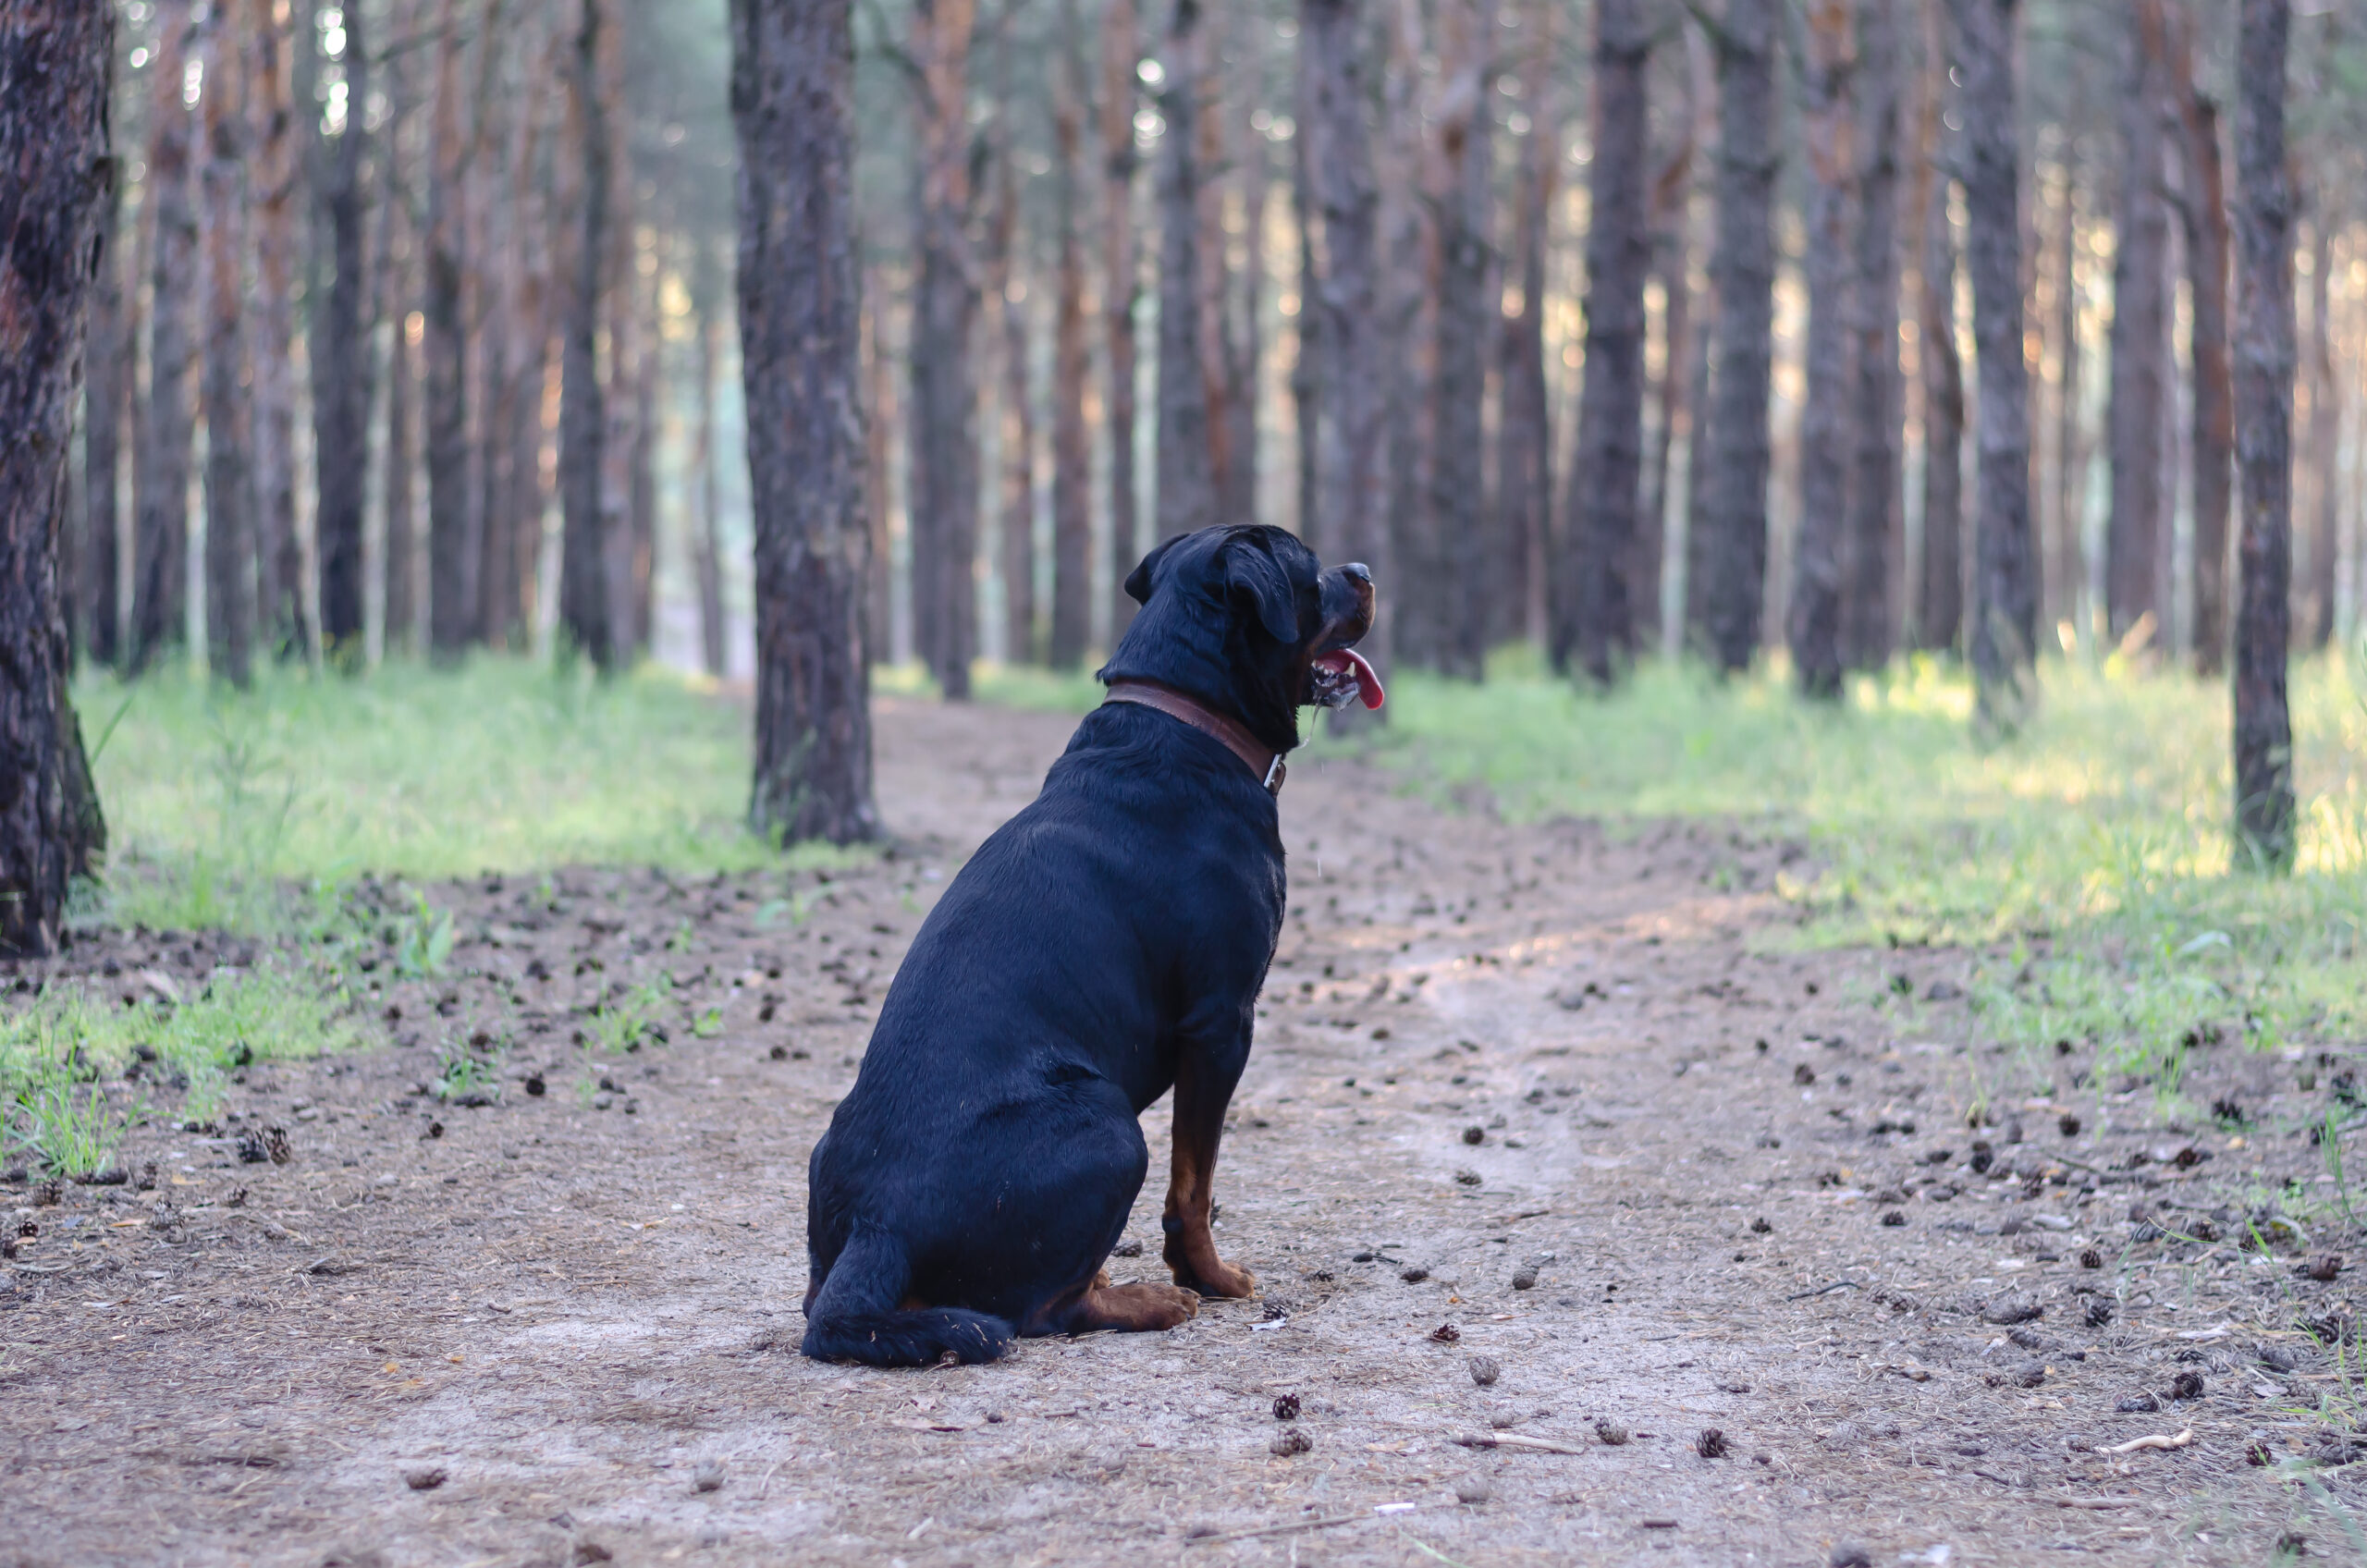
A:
1342,651,2367,1103
0,962,362,1174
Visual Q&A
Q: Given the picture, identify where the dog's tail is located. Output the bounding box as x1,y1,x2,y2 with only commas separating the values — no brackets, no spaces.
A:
801,1222,1014,1367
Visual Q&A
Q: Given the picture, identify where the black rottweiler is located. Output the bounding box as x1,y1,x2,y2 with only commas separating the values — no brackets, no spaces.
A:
801,523,1380,1366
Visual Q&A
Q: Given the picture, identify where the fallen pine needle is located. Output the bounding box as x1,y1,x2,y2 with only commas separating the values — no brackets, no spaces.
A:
1452,1432,1590,1456
2098,1430,2193,1455
1184,1514,1365,1545
2055,1498,2137,1510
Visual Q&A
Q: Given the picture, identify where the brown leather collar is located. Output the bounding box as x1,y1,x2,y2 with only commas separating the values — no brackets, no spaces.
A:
1101,680,1287,796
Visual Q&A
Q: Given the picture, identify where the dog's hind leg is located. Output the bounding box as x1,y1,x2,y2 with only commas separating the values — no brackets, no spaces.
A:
1028,1270,1200,1336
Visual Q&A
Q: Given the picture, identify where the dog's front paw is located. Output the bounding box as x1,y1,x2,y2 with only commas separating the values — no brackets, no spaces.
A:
1172,1257,1257,1300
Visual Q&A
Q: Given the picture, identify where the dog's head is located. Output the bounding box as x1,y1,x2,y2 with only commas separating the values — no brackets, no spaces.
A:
1098,524,1380,753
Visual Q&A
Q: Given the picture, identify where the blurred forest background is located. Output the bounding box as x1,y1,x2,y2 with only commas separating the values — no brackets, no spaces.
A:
63,0,2367,697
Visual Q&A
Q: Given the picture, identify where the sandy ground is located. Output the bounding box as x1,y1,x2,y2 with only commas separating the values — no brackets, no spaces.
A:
4,694,2361,1567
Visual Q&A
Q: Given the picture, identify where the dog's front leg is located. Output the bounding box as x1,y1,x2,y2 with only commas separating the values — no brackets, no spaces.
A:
1161,1029,1257,1299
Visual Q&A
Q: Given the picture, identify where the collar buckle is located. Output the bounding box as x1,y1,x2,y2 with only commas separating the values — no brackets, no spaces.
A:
1262,754,1286,795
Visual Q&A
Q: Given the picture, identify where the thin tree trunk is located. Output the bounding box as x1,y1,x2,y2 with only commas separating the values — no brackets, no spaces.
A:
987,55,1036,666
315,0,373,655
2232,0,2293,870
83,114,127,669
2152,0,2231,675
1693,0,1780,672
1194,6,1242,521
501,78,554,652
1154,0,1215,542
624,235,659,660
862,276,893,663
910,0,980,698
474,78,525,652
200,8,254,688
1302,0,1391,688
423,0,474,655
2046,144,2083,644
1290,121,1320,552
1787,0,1856,698
2305,214,2338,649
1496,0,1556,653
0,0,114,955
2105,22,2170,643
1843,0,1902,669
247,0,304,660
1639,21,1703,656
1429,0,1493,678
1911,0,1962,651
1376,0,1430,675
132,0,198,674
558,0,611,668
600,2,643,666
692,240,728,680
1567,0,1651,683
732,0,879,845
1101,0,1142,629
1947,0,2035,728
1221,64,1263,528
1049,0,1094,670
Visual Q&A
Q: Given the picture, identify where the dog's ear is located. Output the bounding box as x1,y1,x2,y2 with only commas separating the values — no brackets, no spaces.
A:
1225,539,1301,643
1123,536,1186,606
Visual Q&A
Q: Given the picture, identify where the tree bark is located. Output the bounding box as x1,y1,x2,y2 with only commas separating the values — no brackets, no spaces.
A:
1567,0,1651,683
423,0,476,657
1290,119,1320,551
692,240,729,680
83,101,127,669
499,75,555,653
0,0,114,955
2303,214,2337,650
731,0,879,845
600,2,643,667
1048,0,1094,670
2044,142,2083,643
558,0,612,668
1154,0,1215,543
1429,0,1493,679
862,276,894,662
909,0,980,698
315,0,373,655
2104,21,2170,643
1640,20,1708,657
132,0,198,674
1786,0,1856,699
1194,6,1245,523
1843,0,1902,669
1692,0,1779,673
1301,0,1391,687
1496,0,1555,653
1910,0,1962,651
1100,0,1142,632
1947,0,2034,729
2231,0,2293,872
246,0,304,661
199,7,254,688
1375,0,1430,676
987,60,1037,666
2151,0,2231,674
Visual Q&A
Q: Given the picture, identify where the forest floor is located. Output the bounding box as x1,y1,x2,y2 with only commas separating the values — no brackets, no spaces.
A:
6,694,2365,1567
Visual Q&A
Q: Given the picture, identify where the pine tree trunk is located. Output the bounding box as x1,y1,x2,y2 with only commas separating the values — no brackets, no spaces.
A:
423,0,472,656
474,84,524,653
625,249,660,659
1048,0,1094,670
1193,10,1242,521
987,70,1036,666
1567,0,1651,683
1290,124,1320,551
315,0,373,655
2304,216,2338,650
1947,0,2035,729
1787,0,1856,698
0,0,114,955
83,119,126,669
1376,1,1430,675
246,0,304,661
1843,0,1902,669
1693,0,1779,673
132,0,199,674
1100,0,1142,628
1301,0,1391,690
500,78,554,653
2105,23,2170,643
692,242,729,680
2231,0,2293,872
732,0,879,845
862,279,894,662
1911,0,1962,651
1222,73,1263,528
2155,0,2232,675
2044,144,2083,642
559,0,612,668
600,0,644,667
1154,0,1215,543
200,9,255,688
1639,22,1706,657
1495,0,1555,654
909,0,980,697
1429,0,1493,679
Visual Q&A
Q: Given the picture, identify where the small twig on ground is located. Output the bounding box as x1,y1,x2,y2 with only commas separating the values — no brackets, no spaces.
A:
2098,1430,2193,1455
1451,1432,1589,1455
1184,1514,1367,1545
1784,1280,1861,1302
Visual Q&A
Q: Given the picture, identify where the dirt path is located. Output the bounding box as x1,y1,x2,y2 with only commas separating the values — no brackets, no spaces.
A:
4,697,2355,1566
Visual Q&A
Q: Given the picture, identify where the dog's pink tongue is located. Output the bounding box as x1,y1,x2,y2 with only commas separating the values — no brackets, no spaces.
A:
1343,648,1384,709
